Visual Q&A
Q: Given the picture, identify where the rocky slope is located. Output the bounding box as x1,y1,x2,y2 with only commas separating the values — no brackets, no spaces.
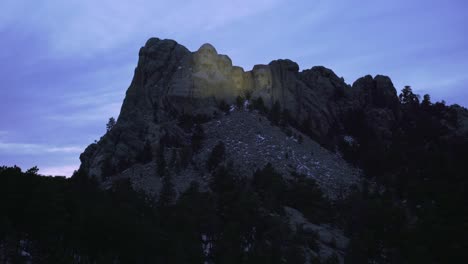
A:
117,109,361,200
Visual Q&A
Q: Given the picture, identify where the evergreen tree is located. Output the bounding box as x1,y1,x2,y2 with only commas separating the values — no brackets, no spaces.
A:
218,100,230,113
235,95,245,109
399,86,420,106
207,141,226,171
25,166,39,175
169,148,178,168
252,163,286,212
106,117,116,132
158,174,176,208
137,141,153,164
191,124,205,153
101,157,115,179
156,144,166,177
180,146,193,168
244,89,252,100
421,94,432,109
252,97,268,114
269,100,281,125
285,172,330,223
280,108,293,127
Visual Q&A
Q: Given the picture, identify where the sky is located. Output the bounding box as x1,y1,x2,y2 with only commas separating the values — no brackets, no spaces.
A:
1,0,467,176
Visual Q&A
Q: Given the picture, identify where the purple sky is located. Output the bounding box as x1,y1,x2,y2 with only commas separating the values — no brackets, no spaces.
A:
1,0,467,176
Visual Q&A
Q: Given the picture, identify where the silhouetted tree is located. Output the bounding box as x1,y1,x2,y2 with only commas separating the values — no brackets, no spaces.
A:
421,94,432,109
269,101,281,125
285,172,330,223
25,166,39,175
399,86,420,106
169,148,177,167
207,141,226,171
156,144,166,177
180,146,193,168
280,108,293,127
106,117,116,132
137,141,152,164
101,157,115,179
158,175,176,208
191,124,205,152
251,97,268,114
235,95,245,109
244,89,252,100
252,163,286,211
218,100,230,113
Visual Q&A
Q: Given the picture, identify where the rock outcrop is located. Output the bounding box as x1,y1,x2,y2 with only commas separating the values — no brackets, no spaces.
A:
79,37,400,193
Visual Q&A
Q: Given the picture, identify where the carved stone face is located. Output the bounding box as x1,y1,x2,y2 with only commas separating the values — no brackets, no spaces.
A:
217,55,233,75
253,66,272,91
194,43,218,74
231,67,245,91
192,43,247,100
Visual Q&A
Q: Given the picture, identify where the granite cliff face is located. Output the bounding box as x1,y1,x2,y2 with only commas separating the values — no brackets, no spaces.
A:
79,38,400,194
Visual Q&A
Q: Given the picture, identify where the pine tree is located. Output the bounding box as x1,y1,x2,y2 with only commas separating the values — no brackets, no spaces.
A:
399,86,420,106
137,141,152,164
252,163,286,211
25,166,39,175
191,124,205,152
156,144,166,177
158,174,176,208
269,100,281,125
101,157,115,179
252,97,267,114
235,95,245,109
207,141,226,171
421,94,432,109
169,148,177,168
218,100,230,113
106,117,116,132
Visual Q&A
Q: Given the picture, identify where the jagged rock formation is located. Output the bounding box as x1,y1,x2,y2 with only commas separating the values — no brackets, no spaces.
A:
80,38,400,193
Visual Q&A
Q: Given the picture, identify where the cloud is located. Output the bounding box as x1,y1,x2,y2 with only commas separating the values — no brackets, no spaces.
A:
43,63,133,125
40,164,78,177
0,141,84,155
3,0,281,57
46,102,122,125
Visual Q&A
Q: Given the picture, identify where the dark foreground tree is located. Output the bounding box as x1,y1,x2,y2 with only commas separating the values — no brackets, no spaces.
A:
206,141,226,171
106,117,116,132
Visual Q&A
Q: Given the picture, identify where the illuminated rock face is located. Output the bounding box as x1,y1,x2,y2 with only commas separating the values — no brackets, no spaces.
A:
191,43,274,102
252,65,273,91
192,43,235,100
251,64,273,100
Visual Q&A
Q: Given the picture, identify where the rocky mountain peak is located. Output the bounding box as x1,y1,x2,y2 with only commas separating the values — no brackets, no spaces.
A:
352,74,399,111
79,38,401,195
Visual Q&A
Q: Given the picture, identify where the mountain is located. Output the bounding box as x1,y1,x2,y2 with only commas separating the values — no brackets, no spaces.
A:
79,38,401,195
1,38,468,263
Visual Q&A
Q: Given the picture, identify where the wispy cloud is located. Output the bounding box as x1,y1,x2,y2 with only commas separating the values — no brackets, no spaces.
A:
46,102,122,124
3,0,281,57
0,141,84,155
44,63,132,125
